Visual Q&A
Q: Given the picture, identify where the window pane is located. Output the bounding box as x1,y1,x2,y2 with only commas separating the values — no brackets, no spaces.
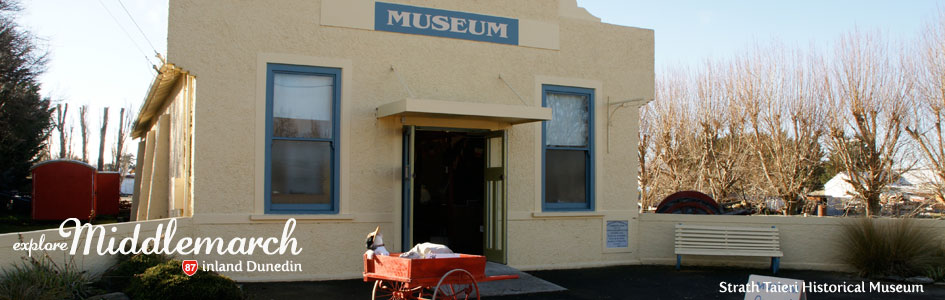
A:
270,140,331,205
273,73,333,138
488,137,502,168
545,149,586,204
546,92,588,147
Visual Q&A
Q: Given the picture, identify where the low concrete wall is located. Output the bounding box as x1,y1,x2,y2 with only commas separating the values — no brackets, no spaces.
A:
637,214,945,272
0,218,193,277
3,214,943,281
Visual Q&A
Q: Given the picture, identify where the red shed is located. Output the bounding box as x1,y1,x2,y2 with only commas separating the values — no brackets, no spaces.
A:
30,160,96,221
95,172,121,216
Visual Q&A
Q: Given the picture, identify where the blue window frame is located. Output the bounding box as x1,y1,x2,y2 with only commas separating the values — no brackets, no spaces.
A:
541,85,594,211
265,63,341,214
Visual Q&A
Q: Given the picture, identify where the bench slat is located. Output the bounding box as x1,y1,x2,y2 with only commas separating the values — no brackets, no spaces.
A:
676,242,780,248
677,236,779,242
676,249,783,257
676,230,780,237
676,242,779,248
677,246,781,252
676,237,779,244
676,238,780,245
676,224,778,232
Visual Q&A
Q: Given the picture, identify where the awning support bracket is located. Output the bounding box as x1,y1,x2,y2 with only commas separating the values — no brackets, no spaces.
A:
606,97,650,153
498,73,528,106
391,65,415,98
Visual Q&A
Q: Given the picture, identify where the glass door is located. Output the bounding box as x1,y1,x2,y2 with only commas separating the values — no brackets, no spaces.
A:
483,130,507,263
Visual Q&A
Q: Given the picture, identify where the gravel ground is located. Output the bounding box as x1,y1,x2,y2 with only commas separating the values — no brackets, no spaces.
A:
243,265,945,299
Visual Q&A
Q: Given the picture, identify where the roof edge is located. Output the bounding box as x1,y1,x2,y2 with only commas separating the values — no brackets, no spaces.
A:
131,63,188,138
31,159,96,171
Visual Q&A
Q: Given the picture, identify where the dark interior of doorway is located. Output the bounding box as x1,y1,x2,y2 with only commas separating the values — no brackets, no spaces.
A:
413,130,485,255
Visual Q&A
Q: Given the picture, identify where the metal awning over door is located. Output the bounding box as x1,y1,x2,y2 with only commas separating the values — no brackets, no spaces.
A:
376,98,551,125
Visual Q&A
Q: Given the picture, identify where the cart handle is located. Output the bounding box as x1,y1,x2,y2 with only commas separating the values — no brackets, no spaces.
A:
480,274,519,282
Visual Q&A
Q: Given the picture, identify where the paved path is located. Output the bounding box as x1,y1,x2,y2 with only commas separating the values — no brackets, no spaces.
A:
243,265,945,299
479,262,565,297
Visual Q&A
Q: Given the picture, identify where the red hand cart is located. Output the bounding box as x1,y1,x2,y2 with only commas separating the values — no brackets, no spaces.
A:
363,253,519,300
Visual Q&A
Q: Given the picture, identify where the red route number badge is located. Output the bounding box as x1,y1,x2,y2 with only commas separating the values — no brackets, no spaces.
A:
182,260,198,276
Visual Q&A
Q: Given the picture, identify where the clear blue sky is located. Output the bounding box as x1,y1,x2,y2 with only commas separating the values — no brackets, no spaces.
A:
16,0,943,162
578,0,942,68
21,0,167,162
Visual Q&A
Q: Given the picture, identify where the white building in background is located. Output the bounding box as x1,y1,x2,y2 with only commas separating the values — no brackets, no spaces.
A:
119,174,135,195
825,169,941,199
894,169,940,194
821,169,942,214
823,173,855,200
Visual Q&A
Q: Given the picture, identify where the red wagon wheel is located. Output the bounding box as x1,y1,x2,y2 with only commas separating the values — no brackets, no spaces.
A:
430,269,480,300
372,280,423,300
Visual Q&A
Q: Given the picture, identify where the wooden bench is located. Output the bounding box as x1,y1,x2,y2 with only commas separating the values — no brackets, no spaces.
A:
674,224,783,273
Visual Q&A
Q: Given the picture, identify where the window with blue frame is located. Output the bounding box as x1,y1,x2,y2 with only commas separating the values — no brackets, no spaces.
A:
542,85,594,211
265,64,340,214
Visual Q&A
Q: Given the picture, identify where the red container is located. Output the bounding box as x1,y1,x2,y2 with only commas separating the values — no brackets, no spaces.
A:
364,253,486,284
30,160,96,221
95,172,121,216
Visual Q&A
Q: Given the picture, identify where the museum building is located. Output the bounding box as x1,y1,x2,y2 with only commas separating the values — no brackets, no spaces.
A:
130,0,654,281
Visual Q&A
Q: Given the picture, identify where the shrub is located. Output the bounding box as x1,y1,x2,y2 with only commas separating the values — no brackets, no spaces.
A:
125,260,242,300
0,255,95,300
927,266,945,282
840,218,943,277
97,253,169,292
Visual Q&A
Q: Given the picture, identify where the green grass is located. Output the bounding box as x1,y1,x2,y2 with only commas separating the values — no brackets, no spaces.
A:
0,254,98,300
839,218,945,277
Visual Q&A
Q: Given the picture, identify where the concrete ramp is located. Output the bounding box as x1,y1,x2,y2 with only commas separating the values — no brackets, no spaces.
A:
478,262,567,297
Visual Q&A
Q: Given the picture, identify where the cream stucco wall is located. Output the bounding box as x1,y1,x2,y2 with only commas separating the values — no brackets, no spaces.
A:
637,214,945,271
159,0,653,280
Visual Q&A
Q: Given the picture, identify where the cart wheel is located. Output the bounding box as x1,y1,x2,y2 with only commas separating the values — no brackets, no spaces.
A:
431,269,479,300
373,280,422,300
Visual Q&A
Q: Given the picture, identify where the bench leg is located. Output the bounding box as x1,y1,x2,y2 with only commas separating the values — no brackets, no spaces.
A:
771,257,780,274
676,255,681,270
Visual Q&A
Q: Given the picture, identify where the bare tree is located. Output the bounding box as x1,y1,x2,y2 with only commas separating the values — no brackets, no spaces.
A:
905,9,945,207
65,121,74,159
743,47,827,215
641,33,918,217
825,31,911,217
638,102,660,210
649,69,702,201
97,107,108,171
113,106,133,172
694,60,753,202
54,103,68,158
79,105,89,163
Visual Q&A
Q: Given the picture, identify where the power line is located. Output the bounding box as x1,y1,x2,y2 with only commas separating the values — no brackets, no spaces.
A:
95,0,156,70
116,0,160,57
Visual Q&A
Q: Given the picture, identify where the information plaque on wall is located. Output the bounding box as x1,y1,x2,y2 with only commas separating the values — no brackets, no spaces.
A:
606,220,629,248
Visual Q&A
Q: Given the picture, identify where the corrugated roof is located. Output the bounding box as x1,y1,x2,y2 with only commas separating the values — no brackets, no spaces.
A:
376,98,552,125
131,63,188,138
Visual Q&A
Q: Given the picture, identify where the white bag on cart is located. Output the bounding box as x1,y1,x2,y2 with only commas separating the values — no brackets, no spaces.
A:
399,242,453,259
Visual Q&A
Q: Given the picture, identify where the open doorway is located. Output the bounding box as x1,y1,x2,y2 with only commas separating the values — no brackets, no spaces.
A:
412,130,485,255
